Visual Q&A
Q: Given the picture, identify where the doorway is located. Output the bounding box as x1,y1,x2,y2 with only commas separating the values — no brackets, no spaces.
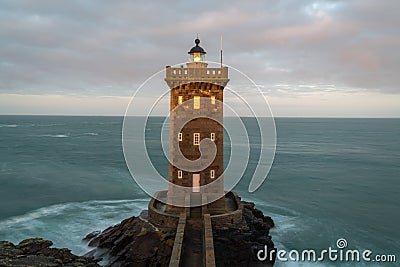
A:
192,173,200,192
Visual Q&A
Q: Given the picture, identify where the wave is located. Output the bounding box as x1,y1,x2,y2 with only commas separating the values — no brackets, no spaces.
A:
35,133,100,138
38,134,69,138
0,199,149,256
84,132,99,136
33,123,66,127
0,123,68,128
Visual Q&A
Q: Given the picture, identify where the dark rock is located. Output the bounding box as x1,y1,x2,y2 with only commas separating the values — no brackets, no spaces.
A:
213,201,276,267
263,216,275,229
85,202,275,267
83,231,101,243
0,238,100,267
0,201,275,266
84,216,174,267
17,238,53,254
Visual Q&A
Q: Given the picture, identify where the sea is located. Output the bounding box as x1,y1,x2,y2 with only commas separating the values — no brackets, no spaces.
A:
0,115,399,267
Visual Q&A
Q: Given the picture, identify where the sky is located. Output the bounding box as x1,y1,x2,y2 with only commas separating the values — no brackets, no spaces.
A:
0,0,399,117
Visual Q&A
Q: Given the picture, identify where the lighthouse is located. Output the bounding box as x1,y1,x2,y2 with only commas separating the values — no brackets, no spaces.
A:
163,38,229,215
148,38,243,230
139,38,274,267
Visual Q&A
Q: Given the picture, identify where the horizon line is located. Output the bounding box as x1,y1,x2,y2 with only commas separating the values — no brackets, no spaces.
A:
0,114,399,119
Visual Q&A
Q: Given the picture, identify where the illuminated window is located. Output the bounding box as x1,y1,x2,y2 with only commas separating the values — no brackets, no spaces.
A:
178,132,182,141
178,170,183,179
211,96,215,105
210,133,215,141
194,96,200,109
178,96,183,105
193,133,200,145
210,170,215,179
194,52,201,62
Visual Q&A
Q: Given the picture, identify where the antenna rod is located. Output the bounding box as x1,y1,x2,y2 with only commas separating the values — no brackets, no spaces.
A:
220,35,223,67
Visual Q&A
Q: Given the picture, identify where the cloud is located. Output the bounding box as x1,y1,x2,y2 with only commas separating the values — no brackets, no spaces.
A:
0,0,399,100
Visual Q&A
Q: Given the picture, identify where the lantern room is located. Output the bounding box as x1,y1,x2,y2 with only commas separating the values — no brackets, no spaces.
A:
188,38,206,62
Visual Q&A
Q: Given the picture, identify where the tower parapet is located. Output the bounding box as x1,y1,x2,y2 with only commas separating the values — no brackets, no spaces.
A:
165,66,229,88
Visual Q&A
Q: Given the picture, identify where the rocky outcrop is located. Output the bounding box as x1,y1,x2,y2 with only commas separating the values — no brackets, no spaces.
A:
213,201,276,267
84,202,275,267
0,201,275,267
0,238,100,267
83,212,175,267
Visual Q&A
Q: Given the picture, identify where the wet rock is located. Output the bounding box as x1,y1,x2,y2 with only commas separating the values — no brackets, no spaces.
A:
213,201,276,267
17,238,53,254
83,216,174,267
0,238,100,267
83,231,101,242
86,202,275,267
0,201,275,266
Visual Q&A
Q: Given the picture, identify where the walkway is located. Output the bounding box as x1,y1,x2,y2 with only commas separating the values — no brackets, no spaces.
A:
169,193,216,267
181,218,203,266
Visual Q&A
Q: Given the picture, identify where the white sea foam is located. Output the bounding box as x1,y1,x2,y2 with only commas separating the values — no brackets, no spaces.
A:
35,123,66,127
0,199,149,256
39,134,69,138
0,124,18,128
84,132,99,136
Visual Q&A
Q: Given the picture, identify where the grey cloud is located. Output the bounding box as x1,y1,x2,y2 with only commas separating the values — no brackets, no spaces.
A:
0,0,399,96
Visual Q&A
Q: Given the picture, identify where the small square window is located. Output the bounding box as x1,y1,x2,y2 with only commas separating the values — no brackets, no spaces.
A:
178,132,183,141
194,96,200,109
210,133,215,141
210,170,215,179
193,133,200,145
178,96,183,105
178,170,183,179
211,96,215,105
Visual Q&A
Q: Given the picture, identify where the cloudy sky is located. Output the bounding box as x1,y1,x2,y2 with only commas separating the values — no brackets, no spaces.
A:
0,0,399,117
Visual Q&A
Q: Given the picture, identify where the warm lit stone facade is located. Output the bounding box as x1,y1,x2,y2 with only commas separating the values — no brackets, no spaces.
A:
164,52,229,213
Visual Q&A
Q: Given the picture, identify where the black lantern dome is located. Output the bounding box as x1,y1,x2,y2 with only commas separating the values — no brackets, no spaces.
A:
188,38,206,62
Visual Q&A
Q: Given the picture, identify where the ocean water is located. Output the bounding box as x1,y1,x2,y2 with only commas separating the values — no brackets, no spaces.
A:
0,116,399,266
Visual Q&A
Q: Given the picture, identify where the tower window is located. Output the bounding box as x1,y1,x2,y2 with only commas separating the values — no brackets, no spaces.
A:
210,133,215,141
178,96,183,105
178,170,183,179
210,170,215,179
211,96,215,105
193,133,200,145
178,132,183,141
194,96,200,109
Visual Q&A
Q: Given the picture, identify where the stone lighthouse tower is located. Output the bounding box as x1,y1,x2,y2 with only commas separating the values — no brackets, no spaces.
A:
164,38,229,214
144,39,270,267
